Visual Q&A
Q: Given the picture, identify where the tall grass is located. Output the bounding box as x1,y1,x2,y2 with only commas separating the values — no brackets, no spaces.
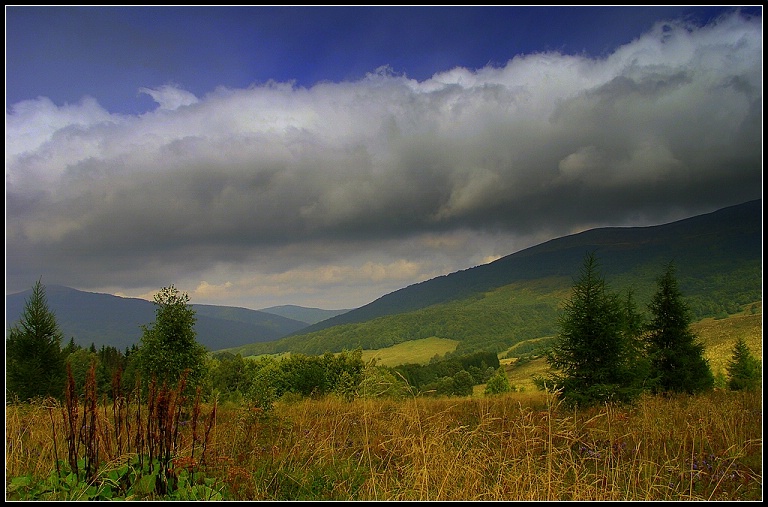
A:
6,387,761,500
206,388,761,500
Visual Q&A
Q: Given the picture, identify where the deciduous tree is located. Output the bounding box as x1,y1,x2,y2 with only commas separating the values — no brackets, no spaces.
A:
484,366,512,395
452,369,475,396
134,285,208,393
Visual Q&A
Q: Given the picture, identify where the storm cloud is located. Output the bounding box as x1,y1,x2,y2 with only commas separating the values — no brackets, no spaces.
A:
5,11,762,309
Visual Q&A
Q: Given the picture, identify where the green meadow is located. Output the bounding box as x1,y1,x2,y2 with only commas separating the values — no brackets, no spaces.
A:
360,336,459,367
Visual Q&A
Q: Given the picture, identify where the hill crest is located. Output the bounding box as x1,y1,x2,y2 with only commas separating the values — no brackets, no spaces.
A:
286,199,761,340
5,287,314,351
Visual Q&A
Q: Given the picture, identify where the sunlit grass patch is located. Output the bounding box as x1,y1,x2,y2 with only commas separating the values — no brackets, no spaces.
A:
361,336,459,367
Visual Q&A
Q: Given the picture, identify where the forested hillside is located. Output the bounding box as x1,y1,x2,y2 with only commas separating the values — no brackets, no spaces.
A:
296,199,760,334
258,305,352,325
226,199,761,357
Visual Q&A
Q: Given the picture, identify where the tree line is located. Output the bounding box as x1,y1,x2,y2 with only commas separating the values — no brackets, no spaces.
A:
6,260,761,409
5,281,508,406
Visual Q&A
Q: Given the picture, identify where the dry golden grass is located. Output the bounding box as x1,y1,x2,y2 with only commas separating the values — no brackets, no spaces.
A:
5,398,63,480
211,390,762,500
9,387,760,501
6,307,762,500
693,303,762,376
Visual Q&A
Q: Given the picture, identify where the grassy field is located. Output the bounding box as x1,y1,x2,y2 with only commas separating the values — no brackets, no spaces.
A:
6,308,762,500
360,336,459,367
6,388,762,501
692,302,762,377
241,337,460,366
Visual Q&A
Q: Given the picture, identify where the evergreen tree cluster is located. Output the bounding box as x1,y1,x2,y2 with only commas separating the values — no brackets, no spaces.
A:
539,253,724,408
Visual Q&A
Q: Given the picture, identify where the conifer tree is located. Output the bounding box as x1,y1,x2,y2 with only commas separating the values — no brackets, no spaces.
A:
726,337,761,391
6,279,66,401
646,263,713,394
544,252,639,407
619,289,651,393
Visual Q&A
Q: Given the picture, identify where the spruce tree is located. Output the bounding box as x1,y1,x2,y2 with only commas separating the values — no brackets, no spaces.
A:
618,289,651,394
544,252,636,407
6,279,66,401
726,337,761,391
646,263,714,394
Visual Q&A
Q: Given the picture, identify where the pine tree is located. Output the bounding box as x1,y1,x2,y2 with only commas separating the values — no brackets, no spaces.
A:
6,279,67,401
726,337,761,391
544,252,639,407
646,262,714,394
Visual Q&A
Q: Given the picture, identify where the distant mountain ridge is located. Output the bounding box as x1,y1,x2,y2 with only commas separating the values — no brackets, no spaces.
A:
5,286,315,351
288,199,762,338
259,305,351,325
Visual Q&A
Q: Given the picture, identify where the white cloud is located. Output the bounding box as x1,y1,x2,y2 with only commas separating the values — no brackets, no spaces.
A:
138,84,199,111
5,11,762,309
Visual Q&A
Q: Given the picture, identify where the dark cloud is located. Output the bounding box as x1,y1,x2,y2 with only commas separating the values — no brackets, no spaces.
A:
5,11,762,308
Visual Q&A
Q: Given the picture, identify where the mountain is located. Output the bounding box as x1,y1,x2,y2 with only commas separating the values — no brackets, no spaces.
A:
258,305,351,325
225,199,761,357
5,286,310,351
6,200,761,357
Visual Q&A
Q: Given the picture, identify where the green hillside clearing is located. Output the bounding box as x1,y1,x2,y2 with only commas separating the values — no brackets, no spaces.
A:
693,301,762,377
361,336,459,367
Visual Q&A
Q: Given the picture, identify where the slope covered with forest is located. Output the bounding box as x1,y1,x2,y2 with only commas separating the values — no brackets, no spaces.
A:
226,199,761,357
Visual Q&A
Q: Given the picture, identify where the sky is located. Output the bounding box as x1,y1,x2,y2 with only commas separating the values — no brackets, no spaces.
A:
5,6,763,311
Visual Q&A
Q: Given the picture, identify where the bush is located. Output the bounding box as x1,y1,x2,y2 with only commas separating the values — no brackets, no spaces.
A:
484,367,511,395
